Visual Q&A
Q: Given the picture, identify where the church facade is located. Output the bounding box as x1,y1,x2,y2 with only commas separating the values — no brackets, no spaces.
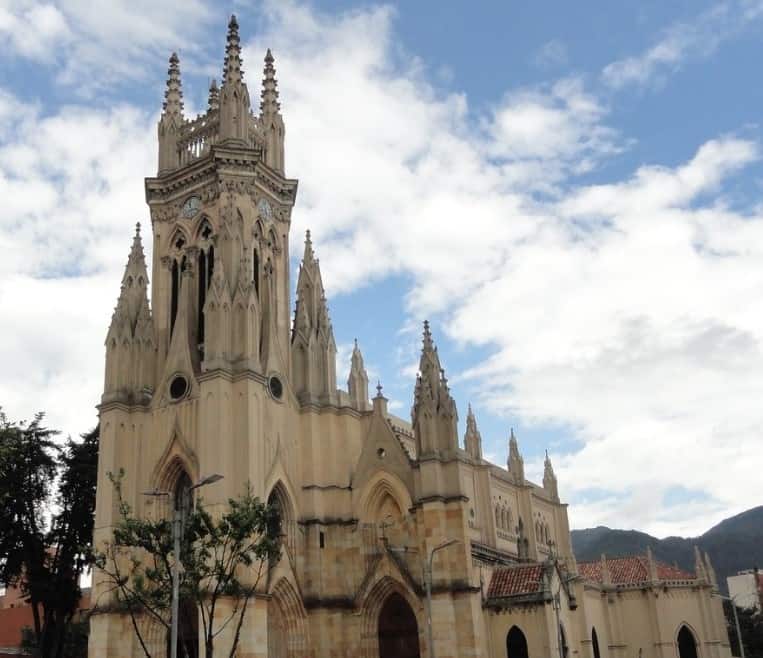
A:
89,17,733,658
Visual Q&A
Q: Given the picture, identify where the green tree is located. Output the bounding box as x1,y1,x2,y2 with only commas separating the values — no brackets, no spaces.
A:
0,411,99,658
94,474,280,658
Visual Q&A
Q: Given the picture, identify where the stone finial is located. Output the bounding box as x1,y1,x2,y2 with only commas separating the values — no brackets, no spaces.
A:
348,338,369,410
704,551,718,588
372,380,388,415
543,450,559,501
208,79,219,111
222,15,244,85
260,48,281,116
303,229,315,263
162,52,184,117
508,428,525,483
693,545,707,582
411,321,458,457
464,403,483,460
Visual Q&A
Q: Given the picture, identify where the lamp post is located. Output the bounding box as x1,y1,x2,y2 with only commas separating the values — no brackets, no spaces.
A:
143,473,223,658
424,539,460,658
714,592,746,658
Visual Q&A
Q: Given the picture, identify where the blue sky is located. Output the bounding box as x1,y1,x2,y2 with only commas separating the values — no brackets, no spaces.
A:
1,0,763,537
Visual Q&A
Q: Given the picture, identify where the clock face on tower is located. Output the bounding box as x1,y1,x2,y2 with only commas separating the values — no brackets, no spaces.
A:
182,195,201,219
257,198,273,221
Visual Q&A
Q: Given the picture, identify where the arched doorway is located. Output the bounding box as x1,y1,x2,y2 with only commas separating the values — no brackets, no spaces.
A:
378,593,420,658
677,625,699,658
592,627,601,658
506,625,528,658
173,471,198,658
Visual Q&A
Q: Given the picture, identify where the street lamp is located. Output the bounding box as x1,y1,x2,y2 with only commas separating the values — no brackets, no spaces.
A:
424,539,460,658
143,473,224,658
714,592,746,658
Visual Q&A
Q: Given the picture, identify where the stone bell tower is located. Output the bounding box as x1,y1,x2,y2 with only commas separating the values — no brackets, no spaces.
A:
145,15,297,392
91,16,299,658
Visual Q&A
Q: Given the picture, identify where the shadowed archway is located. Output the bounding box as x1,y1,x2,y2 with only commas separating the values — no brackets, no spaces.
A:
378,592,420,658
506,625,528,658
677,625,699,658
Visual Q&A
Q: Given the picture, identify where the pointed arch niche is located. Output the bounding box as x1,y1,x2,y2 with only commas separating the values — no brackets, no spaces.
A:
267,481,296,563
358,472,413,549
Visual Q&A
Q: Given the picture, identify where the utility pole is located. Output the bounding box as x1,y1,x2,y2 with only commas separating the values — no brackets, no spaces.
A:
143,473,223,658
424,539,459,658
715,593,746,658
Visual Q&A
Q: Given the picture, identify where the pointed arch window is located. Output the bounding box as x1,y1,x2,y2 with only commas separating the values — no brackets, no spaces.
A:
253,247,260,298
197,245,214,349
170,255,187,337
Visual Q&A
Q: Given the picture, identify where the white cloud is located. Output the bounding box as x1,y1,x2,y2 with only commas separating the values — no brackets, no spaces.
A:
1,0,761,537
0,0,215,93
603,0,763,90
0,91,154,437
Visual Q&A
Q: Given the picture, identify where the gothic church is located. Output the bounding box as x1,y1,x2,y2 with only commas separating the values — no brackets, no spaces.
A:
90,17,733,658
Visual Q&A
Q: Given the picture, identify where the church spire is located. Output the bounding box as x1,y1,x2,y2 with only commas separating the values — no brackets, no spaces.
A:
543,450,559,501
219,14,251,143
104,224,155,404
158,53,185,173
412,321,458,457
291,230,337,404
464,403,483,460
259,48,286,173
222,15,244,86
508,428,524,484
260,49,280,116
347,339,370,411
162,52,184,118
110,223,150,335
208,78,219,112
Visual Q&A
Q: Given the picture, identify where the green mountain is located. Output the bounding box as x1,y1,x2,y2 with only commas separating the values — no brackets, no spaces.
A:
571,506,763,595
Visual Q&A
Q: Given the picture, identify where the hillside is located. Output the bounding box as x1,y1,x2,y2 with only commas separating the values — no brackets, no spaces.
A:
571,506,763,594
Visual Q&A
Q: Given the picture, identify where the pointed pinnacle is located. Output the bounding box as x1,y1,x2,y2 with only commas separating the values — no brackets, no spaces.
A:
163,52,183,116
261,48,280,115
223,14,244,85
422,320,433,350
135,221,141,236
208,78,219,111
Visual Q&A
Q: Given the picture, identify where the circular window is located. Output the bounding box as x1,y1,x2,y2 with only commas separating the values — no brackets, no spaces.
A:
169,375,189,401
268,375,283,400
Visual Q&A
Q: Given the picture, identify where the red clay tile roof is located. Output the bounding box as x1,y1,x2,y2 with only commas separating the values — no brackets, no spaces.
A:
578,556,694,586
488,564,545,598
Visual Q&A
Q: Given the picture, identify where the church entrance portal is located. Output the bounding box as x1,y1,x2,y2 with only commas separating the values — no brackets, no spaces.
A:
378,593,420,658
677,625,699,658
